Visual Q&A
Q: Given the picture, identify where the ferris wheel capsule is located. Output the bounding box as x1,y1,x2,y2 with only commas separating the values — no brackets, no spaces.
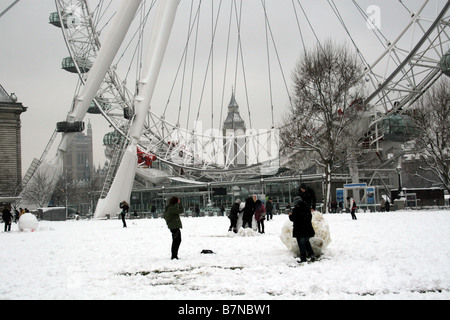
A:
440,51,450,77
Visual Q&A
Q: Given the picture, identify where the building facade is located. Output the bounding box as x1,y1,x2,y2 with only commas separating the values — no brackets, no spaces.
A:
0,85,27,196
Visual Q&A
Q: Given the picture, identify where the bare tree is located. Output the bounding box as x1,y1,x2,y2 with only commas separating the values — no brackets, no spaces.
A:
409,77,450,193
20,171,57,208
281,41,366,212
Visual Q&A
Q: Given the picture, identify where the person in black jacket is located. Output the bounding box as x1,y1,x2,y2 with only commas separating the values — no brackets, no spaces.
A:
242,197,256,229
228,199,242,233
299,183,317,212
2,205,13,232
289,196,316,263
119,200,129,228
265,198,274,221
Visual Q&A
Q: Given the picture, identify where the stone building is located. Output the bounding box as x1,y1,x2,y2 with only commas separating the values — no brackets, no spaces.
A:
0,84,27,196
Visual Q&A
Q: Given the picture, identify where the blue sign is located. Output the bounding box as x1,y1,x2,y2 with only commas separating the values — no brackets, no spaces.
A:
367,187,375,204
336,188,344,206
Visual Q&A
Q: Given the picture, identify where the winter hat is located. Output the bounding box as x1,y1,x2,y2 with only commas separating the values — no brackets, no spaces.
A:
235,199,241,204
293,196,303,205
300,183,307,190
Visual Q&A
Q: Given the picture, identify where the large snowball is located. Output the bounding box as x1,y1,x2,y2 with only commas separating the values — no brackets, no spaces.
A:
18,213,39,232
280,211,331,257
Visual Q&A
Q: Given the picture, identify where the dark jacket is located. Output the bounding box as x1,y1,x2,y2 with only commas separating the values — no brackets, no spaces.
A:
243,198,256,219
229,202,241,221
265,201,273,214
2,209,13,223
164,204,183,230
299,184,317,211
254,202,266,222
289,201,315,238
120,202,129,213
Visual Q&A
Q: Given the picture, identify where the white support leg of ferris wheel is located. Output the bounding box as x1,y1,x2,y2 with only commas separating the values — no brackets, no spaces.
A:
94,0,181,219
18,0,142,209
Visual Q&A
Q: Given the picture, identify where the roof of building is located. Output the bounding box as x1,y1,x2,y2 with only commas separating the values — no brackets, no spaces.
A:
223,91,246,129
0,84,14,103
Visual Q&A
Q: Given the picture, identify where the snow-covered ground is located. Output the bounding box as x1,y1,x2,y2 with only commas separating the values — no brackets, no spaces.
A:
1,210,449,300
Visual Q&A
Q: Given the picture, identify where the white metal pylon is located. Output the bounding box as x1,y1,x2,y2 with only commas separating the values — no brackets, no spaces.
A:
94,0,181,219
17,0,142,210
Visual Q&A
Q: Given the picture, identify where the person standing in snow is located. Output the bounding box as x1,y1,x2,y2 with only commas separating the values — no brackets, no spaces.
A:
380,198,386,212
151,204,157,218
228,199,242,233
194,205,200,217
298,183,317,212
265,198,274,221
347,197,358,220
2,205,13,232
119,200,129,228
289,196,316,263
242,197,256,229
164,197,184,260
254,200,266,234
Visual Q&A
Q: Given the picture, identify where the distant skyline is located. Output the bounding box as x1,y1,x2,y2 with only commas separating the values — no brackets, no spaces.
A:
0,0,443,174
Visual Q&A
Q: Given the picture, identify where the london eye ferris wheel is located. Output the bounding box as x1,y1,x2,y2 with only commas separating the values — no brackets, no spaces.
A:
19,0,450,218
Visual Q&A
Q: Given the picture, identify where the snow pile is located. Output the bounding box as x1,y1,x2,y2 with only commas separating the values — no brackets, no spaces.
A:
280,210,331,257
237,227,260,237
18,213,39,232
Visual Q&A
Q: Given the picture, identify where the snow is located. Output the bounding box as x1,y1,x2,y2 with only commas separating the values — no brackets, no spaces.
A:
1,210,449,300
17,213,39,232
280,211,331,257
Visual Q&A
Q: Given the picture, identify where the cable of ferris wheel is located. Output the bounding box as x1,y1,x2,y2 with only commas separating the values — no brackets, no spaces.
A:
261,0,293,127
230,0,253,129
219,0,235,133
291,0,306,56
262,0,275,128
327,0,371,70
352,0,389,49
293,0,323,52
0,0,20,19
398,0,413,15
159,0,203,125
193,1,224,128
177,0,197,128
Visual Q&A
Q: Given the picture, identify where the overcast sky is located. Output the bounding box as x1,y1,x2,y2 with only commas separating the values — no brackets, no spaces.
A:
0,0,444,174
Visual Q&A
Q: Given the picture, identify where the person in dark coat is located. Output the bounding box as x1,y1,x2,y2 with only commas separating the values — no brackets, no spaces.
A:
228,199,242,233
242,197,256,229
289,196,316,263
151,204,157,218
265,198,274,221
119,201,129,228
2,206,13,232
164,197,184,260
299,183,317,212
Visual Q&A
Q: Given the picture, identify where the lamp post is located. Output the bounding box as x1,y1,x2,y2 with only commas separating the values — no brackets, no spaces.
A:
396,165,404,199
